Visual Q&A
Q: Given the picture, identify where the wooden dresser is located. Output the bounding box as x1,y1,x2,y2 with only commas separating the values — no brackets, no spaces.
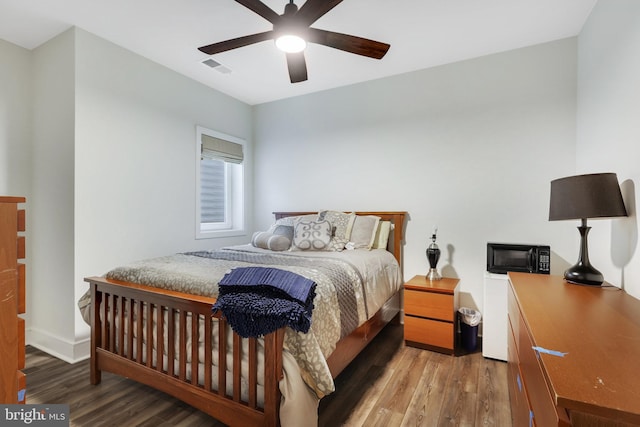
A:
508,272,640,426
404,275,459,354
0,196,26,404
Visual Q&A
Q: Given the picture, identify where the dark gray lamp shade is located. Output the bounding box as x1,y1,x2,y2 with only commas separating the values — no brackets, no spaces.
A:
549,173,627,221
548,172,627,286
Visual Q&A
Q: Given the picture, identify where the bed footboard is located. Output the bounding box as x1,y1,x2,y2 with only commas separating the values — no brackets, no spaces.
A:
86,276,284,427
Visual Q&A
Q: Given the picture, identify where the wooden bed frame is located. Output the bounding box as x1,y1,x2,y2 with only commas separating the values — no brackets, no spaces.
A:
85,211,406,427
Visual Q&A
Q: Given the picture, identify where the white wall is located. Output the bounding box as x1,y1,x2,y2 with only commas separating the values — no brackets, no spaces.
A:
30,29,77,361
253,38,578,311
0,39,31,198
0,38,32,347
576,0,640,298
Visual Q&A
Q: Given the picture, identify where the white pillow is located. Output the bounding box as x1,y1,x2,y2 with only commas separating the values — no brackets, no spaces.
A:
349,215,381,249
372,220,392,249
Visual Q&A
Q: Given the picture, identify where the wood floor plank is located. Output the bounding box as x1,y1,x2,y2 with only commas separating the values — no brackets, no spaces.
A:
437,354,480,425
25,323,511,426
337,364,396,426
362,347,431,425
400,352,453,427
475,355,511,426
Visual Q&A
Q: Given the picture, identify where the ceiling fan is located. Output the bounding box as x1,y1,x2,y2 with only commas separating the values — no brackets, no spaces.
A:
198,0,390,83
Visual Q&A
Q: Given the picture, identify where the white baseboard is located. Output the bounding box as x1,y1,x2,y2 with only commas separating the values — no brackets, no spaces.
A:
26,327,90,364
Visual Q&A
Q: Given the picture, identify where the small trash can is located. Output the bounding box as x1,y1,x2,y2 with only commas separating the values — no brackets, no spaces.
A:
458,307,482,352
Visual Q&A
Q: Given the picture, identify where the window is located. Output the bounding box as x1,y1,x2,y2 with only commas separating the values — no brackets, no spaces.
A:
196,126,245,238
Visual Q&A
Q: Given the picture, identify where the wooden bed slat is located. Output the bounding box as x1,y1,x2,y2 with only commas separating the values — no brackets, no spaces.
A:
218,318,227,398
107,294,114,352
157,305,165,373
117,296,125,357
233,333,241,402
136,300,143,364
145,303,153,368
191,313,199,385
249,339,257,408
127,298,134,359
204,316,212,391
167,308,175,377
179,310,187,381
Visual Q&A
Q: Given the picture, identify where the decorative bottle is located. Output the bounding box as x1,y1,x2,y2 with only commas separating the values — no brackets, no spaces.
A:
426,228,441,281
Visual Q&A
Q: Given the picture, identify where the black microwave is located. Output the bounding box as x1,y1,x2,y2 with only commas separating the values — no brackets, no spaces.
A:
487,243,550,275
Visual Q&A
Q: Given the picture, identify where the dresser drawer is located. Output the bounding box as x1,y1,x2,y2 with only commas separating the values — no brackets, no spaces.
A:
18,263,26,314
17,370,26,403
17,209,26,232
405,315,454,349
405,289,454,321
17,317,25,370
516,308,566,426
17,236,26,260
508,319,533,427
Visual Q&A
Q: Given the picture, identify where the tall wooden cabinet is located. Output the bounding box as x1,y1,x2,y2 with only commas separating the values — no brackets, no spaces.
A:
0,196,26,404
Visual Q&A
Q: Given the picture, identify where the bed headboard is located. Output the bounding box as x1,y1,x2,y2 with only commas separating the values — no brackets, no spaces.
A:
272,211,407,268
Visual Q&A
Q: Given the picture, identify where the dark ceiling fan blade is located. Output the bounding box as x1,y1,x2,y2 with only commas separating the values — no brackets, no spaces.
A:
295,0,344,26
307,28,390,59
235,0,281,24
286,52,308,83
198,31,275,55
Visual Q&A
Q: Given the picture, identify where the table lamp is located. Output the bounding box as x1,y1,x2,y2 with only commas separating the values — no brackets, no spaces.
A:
549,173,627,286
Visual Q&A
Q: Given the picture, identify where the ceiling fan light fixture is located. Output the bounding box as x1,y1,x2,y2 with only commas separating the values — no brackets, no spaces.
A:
197,0,391,83
275,34,306,53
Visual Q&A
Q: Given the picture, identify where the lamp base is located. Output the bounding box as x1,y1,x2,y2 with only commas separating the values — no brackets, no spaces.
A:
564,264,604,286
563,222,604,286
427,268,441,281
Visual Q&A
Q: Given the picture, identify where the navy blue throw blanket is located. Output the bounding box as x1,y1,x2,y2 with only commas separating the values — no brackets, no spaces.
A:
212,267,317,338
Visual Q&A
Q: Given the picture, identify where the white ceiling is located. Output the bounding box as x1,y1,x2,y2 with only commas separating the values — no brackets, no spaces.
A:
0,0,597,105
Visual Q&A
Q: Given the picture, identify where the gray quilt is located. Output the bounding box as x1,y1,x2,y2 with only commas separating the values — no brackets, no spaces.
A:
103,246,370,397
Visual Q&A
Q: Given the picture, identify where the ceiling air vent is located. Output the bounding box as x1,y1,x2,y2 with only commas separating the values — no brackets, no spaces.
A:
201,58,231,74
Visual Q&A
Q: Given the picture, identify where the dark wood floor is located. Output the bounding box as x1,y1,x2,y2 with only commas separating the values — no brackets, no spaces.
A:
24,324,512,426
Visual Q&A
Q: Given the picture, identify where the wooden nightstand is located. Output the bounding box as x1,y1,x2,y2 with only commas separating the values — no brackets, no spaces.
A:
404,275,459,354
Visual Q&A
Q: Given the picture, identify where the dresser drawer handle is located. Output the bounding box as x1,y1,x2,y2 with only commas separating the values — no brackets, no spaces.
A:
532,346,568,357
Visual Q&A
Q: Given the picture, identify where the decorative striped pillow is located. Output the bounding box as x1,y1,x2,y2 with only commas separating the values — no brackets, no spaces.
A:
251,231,291,251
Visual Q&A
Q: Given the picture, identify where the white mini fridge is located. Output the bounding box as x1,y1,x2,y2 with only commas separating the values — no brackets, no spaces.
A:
482,272,508,361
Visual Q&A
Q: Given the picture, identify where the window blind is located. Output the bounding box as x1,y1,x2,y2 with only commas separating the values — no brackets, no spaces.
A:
201,134,243,163
200,159,225,223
